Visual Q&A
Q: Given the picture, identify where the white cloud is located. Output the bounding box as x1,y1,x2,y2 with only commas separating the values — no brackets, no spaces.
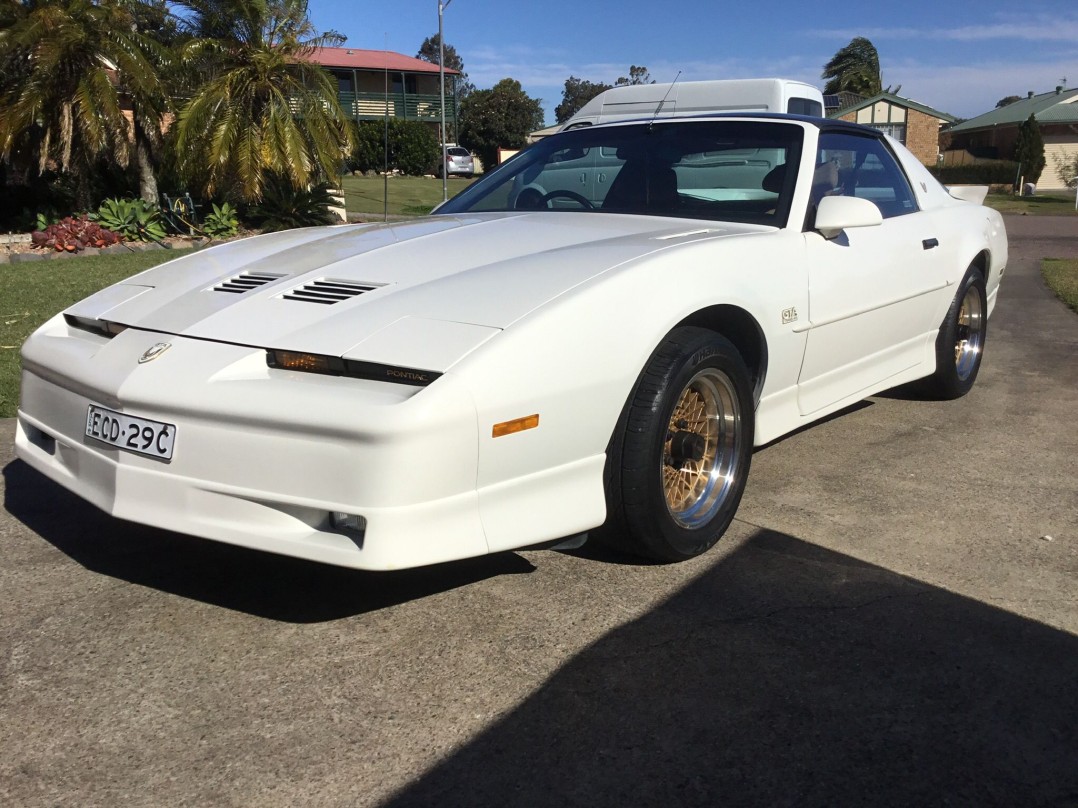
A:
810,14,1078,42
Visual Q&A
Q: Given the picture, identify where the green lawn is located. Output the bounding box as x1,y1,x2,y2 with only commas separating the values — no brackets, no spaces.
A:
984,191,1078,216
1,249,191,418
1042,259,1078,314
340,174,477,218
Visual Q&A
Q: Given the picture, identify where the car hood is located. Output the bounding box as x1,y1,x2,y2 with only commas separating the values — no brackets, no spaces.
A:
68,213,770,369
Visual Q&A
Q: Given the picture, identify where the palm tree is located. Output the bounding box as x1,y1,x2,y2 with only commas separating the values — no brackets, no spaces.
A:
172,0,354,203
0,0,171,208
822,37,897,97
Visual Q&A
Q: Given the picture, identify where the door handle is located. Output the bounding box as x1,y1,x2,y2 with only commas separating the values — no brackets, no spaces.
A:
922,238,939,250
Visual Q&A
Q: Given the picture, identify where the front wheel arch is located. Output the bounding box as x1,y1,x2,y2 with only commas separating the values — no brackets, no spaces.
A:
676,304,768,406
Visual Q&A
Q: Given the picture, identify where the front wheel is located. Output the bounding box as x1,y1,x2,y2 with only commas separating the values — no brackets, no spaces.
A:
924,266,988,399
600,328,755,562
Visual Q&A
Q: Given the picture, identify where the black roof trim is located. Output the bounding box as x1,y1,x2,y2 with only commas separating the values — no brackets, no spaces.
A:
553,111,884,136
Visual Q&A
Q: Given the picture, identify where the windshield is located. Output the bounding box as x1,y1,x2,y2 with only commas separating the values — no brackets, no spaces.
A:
439,119,804,227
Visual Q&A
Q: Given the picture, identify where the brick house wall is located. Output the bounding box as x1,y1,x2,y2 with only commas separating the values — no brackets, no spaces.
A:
904,111,944,165
834,96,953,165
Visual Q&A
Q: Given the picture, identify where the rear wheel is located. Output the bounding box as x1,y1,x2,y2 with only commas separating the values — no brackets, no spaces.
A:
924,266,987,399
600,328,755,562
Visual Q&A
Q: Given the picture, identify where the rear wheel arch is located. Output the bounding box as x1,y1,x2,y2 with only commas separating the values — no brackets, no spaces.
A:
676,305,768,405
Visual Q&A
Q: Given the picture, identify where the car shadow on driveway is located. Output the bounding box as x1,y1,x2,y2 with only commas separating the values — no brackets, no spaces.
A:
383,529,1078,807
2,458,535,622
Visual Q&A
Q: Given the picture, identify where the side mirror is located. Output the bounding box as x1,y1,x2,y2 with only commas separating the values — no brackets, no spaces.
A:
815,195,883,240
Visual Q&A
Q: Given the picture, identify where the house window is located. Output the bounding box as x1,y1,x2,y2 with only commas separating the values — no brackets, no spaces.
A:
392,75,418,96
872,123,907,144
335,73,353,94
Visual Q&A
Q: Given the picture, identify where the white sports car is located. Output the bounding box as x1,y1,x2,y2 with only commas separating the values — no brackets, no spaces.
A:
16,115,1007,570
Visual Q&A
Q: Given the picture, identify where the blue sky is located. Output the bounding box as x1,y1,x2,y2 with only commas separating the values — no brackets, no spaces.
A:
309,0,1078,125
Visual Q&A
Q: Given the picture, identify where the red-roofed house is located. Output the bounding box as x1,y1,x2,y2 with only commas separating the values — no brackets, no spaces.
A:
301,47,461,139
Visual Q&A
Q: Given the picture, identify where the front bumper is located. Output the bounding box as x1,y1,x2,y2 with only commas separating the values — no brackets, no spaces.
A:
16,318,488,570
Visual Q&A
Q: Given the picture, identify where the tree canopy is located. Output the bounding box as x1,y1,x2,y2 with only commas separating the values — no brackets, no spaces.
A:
416,33,475,98
459,78,544,170
615,65,653,86
553,65,656,123
996,95,1022,108
555,76,612,124
821,37,898,96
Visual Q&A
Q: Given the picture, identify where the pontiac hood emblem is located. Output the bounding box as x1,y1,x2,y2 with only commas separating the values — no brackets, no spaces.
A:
138,342,172,364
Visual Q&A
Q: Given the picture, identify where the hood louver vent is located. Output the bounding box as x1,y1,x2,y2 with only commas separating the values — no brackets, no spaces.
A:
214,272,286,294
282,279,379,305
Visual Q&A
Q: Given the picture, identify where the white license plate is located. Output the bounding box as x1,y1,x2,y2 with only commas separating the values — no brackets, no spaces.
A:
85,405,177,461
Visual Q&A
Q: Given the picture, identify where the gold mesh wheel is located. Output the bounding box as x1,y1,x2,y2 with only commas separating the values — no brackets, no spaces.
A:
660,367,742,529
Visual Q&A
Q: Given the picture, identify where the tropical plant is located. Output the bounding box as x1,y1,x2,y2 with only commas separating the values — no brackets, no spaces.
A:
0,0,172,209
172,0,355,204
247,177,339,232
35,209,62,232
32,215,121,252
93,198,167,242
821,37,899,97
1014,114,1046,185
459,79,545,171
201,202,240,238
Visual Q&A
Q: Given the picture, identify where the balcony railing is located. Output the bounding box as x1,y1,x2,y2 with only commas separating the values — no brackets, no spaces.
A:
336,91,456,122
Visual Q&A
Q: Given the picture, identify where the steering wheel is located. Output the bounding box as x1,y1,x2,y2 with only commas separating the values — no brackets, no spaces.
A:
540,189,594,209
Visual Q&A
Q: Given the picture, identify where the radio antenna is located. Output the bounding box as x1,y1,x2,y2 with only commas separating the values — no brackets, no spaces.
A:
648,71,682,129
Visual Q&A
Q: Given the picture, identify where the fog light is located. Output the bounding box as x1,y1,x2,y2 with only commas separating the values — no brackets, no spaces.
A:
330,511,366,534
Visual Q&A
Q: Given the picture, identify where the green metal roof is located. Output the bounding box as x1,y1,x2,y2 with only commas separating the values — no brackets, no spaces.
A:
828,92,957,123
948,87,1078,132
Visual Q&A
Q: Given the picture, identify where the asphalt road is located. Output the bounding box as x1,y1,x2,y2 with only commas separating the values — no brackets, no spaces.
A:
2,215,1076,807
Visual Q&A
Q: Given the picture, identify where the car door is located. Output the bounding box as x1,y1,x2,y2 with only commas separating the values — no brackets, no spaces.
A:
797,130,948,415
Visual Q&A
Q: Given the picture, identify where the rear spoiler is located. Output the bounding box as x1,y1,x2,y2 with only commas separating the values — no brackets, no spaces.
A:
946,185,989,205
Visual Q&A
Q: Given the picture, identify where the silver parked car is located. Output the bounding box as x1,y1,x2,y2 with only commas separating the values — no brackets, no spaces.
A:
438,145,475,177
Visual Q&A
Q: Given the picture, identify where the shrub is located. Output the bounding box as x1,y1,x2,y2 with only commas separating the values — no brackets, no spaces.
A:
1013,114,1046,184
93,198,167,242
248,178,339,232
930,161,1019,186
31,215,121,252
202,202,240,238
1054,151,1078,190
348,119,440,176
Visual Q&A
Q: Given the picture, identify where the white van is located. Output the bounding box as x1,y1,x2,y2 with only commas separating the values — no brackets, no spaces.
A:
560,78,824,131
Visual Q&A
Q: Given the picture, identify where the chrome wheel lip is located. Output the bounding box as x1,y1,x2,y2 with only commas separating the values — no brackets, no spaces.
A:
661,367,742,529
954,284,985,381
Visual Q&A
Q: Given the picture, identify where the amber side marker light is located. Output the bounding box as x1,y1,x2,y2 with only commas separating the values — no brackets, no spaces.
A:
272,350,337,374
492,414,540,438
266,350,441,386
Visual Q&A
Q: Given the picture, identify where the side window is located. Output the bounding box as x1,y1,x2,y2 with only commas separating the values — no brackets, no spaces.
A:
787,97,823,117
815,131,918,218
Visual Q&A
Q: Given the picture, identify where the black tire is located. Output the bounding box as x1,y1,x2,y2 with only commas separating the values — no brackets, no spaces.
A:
924,265,988,400
599,327,755,562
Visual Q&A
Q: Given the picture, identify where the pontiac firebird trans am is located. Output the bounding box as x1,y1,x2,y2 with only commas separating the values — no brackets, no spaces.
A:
16,115,1007,570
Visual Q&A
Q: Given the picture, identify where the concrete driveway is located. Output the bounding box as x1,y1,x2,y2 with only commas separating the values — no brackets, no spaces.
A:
2,215,1076,806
